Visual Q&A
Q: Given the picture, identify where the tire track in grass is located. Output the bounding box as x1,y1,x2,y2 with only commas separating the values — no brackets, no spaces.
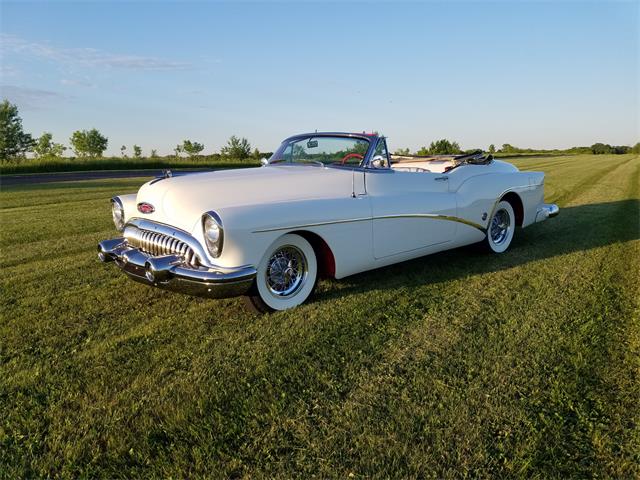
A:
0,229,114,269
512,157,581,172
524,155,605,207
551,155,637,206
0,195,134,214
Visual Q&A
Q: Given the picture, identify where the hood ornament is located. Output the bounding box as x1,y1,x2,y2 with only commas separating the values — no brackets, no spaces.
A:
149,169,173,185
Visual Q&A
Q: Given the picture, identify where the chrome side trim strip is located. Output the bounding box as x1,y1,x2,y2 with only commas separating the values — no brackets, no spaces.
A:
376,214,485,232
253,214,486,234
253,217,370,232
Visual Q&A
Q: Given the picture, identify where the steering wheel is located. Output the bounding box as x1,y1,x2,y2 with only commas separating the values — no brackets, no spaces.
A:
339,153,364,165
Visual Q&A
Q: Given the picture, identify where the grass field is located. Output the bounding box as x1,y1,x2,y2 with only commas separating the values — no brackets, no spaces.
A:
1,154,639,478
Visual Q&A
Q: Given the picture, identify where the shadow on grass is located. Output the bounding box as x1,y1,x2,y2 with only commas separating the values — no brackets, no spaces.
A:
316,199,640,302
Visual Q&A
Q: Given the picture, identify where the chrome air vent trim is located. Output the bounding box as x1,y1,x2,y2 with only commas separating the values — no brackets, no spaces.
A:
124,218,213,268
126,227,198,267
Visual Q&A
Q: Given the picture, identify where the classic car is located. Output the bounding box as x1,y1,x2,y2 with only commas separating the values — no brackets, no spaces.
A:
98,132,559,312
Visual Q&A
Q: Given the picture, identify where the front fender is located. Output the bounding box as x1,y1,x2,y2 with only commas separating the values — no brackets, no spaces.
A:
213,197,373,278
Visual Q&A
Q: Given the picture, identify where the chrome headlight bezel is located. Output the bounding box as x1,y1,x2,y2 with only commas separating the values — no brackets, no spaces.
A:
111,197,125,232
202,211,224,258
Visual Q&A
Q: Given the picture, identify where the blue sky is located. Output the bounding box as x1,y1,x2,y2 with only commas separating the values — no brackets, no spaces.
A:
1,1,638,155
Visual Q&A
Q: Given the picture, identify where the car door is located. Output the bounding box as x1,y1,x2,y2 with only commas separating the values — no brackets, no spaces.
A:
366,139,457,259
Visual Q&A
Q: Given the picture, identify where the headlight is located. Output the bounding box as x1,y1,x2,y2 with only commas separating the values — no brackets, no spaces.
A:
111,197,125,232
202,211,224,257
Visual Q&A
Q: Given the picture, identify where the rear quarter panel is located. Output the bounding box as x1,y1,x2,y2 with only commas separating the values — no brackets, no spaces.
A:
452,166,545,230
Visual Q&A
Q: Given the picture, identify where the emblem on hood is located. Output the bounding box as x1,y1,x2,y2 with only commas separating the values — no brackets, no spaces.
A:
137,202,155,214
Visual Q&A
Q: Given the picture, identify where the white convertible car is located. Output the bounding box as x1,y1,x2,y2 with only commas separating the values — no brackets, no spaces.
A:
98,132,558,312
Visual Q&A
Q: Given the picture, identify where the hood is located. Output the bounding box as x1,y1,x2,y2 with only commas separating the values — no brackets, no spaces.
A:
135,166,354,233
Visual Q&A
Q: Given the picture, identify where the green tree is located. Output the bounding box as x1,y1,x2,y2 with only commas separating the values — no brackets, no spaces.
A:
427,139,461,155
394,148,411,155
0,100,35,161
133,145,142,158
611,145,630,154
174,144,183,158
631,142,640,154
120,145,127,158
488,144,496,154
70,129,108,157
34,132,66,158
591,143,612,155
221,135,251,159
500,143,517,154
182,140,205,157
150,149,158,158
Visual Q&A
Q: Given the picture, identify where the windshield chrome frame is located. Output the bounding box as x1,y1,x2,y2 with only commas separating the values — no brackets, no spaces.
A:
268,132,378,170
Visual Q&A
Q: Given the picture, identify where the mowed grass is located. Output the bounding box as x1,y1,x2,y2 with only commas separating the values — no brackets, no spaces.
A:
1,154,638,478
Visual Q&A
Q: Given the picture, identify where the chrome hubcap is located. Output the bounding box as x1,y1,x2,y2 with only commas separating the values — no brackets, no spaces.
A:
490,209,511,245
266,246,308,297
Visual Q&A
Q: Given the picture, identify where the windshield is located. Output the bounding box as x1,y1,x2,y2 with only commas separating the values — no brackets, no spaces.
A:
270,136,371,167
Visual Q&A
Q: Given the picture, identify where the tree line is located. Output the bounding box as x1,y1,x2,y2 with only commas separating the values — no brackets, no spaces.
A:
0,100,260,162
395,138,640,156
2,99,639,162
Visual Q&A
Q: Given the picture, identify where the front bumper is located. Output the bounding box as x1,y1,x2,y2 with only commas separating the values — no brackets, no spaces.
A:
98,237,256,299
535,203,560,223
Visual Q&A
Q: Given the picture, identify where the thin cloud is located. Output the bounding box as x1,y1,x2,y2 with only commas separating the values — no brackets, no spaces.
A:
0,64,19,79
0,33,191,71
1,85,64,109
61,78,95,88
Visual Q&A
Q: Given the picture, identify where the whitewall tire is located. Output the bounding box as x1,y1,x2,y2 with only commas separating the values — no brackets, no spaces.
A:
484,200,516,253
245,234,318,313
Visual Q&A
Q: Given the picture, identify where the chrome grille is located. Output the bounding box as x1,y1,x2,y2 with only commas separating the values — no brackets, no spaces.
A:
126,228,199,266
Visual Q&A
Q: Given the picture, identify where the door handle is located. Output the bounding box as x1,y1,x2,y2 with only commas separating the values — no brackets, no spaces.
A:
434,176,449,181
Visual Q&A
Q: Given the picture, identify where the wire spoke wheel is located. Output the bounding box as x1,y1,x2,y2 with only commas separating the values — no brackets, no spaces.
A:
265,246,308,297
490,209,511,245
482,200,516,254
247,234,318,313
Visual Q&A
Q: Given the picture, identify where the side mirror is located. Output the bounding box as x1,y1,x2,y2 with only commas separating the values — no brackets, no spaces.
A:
260,158,269,166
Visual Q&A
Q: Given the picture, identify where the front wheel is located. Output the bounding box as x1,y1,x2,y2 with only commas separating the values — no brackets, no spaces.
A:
483,200,516,253
245,234,318,313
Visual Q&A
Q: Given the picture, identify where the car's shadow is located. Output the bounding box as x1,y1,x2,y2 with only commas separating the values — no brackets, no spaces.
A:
316,199,640,300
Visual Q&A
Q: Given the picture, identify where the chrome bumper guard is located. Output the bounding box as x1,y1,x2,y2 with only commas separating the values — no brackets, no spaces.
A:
535,203,560,223
98,237,256,299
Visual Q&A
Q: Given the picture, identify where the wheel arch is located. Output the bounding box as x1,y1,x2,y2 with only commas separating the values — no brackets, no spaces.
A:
289,230,336,279
500,191,524,227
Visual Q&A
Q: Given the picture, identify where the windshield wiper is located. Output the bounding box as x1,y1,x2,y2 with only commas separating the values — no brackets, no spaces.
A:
270,158,324,167
295,158,324,167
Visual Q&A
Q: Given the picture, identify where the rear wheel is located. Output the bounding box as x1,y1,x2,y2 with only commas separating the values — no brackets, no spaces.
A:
245,234,318,313
483,200,516,253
